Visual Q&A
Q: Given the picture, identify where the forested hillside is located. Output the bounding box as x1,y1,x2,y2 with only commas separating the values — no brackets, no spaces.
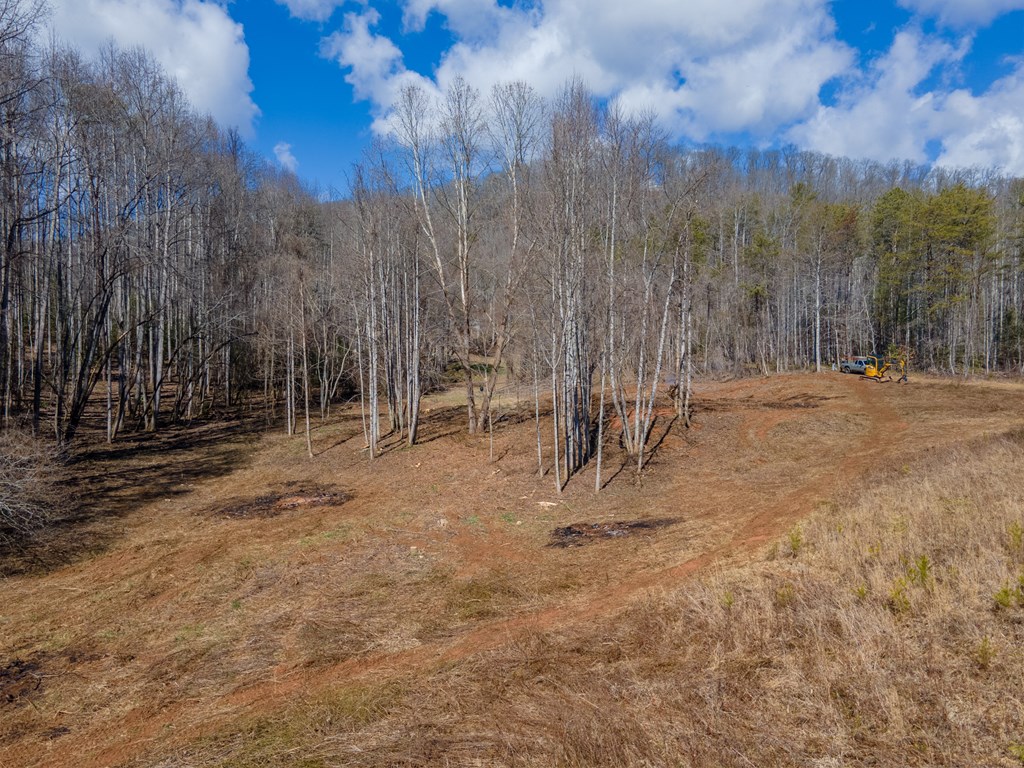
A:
2,0,1022,460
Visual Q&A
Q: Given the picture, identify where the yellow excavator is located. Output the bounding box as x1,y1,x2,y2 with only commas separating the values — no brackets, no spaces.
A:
864,353,908,383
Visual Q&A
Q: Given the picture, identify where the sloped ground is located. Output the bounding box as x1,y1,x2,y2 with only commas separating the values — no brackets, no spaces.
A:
1,373,1023,767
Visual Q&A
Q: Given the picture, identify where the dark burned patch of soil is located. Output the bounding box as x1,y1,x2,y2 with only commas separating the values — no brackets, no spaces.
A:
211,487,350,519
701,393,831,413
548,518,680,548
1,658,43,707
1,649,103,709
763,394,829,409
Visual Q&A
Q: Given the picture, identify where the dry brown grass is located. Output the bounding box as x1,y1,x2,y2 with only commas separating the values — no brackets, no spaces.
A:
175,428,1024,768
4,374,1024,768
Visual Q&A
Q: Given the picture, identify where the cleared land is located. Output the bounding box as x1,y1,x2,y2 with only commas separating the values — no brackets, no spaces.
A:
2,373,1024,767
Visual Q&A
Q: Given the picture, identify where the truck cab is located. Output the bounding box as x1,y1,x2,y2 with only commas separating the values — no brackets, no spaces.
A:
840,356,868,374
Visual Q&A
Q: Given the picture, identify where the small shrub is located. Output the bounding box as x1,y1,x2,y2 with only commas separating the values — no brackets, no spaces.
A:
888,578,911,614
907,554,933,589
787,526,804,557
0,431,67,550
1008,521,1023,553
774,582,796,609
993,576,1024,610
975,636,995,670
994,584,1016,610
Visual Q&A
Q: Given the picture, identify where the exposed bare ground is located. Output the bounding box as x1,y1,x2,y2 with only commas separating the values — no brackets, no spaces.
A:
2,373,1023,767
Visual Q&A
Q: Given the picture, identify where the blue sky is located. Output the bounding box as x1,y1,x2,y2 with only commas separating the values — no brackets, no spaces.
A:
46,0,1024,191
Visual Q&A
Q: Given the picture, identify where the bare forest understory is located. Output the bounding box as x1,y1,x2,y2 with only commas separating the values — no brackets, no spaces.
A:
3,372,1024,768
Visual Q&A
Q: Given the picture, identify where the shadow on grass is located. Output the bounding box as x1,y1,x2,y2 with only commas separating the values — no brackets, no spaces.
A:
597,414,680,491
1,417,262,577
415,403,542,448
395,405,466,448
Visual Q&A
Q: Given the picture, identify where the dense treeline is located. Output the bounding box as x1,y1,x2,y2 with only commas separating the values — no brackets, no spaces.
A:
0,1,345,445
2,1,1023,485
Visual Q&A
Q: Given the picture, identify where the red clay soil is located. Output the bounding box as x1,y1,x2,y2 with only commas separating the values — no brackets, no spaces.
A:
3,372,1023,768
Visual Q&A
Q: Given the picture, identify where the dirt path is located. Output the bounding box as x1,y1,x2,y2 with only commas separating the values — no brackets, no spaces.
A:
5,373,1020,768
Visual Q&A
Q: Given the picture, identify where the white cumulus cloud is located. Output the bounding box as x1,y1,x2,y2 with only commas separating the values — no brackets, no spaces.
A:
321,8,437,130
47,0,259,135
402,0,517,40
789,29,1024,175
321,0,1024,175
897,0,1024,27
326,0,852,142
788,30,959,164
933,68,1024,172
274,141,299,172
274,0,347,23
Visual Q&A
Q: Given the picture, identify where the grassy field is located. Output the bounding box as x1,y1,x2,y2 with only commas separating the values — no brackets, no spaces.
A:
2,373,1023,767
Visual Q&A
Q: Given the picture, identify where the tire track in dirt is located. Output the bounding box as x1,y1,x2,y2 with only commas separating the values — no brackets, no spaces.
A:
732,376,906,550
32,376,914,768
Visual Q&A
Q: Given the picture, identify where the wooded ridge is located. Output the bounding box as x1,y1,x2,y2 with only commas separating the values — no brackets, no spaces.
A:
2,0,1022,485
